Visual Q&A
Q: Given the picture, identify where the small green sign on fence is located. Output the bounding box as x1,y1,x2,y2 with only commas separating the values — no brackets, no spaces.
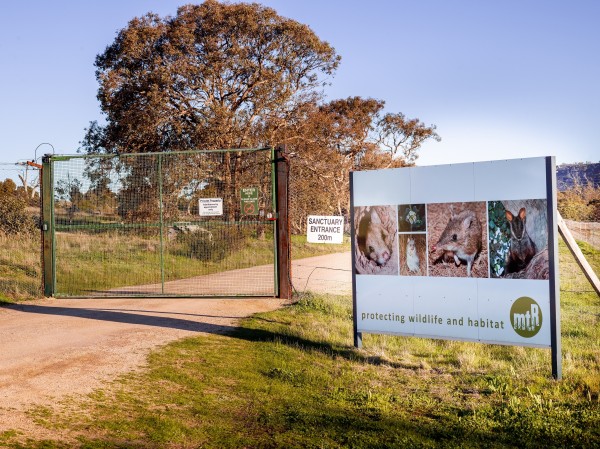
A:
241,187,259,215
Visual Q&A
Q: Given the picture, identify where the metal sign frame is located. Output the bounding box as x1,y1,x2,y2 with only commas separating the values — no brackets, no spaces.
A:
350,156,561,379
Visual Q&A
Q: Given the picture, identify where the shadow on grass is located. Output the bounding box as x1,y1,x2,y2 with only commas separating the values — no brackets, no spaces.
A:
230,324,415,370
5,302,415,370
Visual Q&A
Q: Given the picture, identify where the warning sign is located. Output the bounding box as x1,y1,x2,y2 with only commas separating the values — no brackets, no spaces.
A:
198,198,223,216
241,187,259,216
307,215,344,243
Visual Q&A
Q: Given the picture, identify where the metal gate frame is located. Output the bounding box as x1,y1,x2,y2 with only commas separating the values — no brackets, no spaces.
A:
41,147,289,299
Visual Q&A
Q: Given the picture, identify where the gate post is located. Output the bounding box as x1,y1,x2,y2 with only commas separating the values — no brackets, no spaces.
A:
41,155,55,297
275,145,292,300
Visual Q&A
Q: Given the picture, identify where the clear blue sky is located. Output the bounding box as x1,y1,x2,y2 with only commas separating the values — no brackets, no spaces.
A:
0,0,598,180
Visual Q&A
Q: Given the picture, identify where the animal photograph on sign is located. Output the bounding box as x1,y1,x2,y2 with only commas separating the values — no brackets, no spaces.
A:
351,157,558,354
399,234,427,276
398,204,426,232
354,205,399,275
488,199,549,279
427,201,489,278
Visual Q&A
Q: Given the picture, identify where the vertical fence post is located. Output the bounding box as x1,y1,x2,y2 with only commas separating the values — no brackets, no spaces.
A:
41,155,54,297
275,145,291,300
158,153,165,294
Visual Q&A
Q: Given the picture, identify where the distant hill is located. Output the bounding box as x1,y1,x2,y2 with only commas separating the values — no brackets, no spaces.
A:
557,162,600,191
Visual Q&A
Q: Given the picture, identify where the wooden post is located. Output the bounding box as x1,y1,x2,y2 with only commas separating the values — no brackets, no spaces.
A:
557,211,600,296
275,145,292,300
41,155,54,297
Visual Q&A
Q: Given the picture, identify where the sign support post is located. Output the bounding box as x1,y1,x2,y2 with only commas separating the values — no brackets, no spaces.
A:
350,172,362,348
546,156,562,380
275,145,291,300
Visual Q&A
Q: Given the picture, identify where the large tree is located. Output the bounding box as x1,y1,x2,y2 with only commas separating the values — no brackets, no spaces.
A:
83,0,439,225
269,96,440,232
88,1,339,152
83,0,339,218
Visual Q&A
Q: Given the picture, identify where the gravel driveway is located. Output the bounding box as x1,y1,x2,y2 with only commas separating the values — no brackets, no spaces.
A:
0,252,351,435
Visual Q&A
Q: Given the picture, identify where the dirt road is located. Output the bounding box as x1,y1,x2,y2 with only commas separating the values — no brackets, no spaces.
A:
0,252,351,434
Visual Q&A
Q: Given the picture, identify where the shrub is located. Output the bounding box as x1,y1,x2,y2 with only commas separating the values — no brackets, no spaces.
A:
557,182,600,221
172,227,245,262
0,195,36,235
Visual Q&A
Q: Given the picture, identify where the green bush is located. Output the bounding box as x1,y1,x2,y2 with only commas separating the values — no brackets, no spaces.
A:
557,182,599,221
0,195,36,235
173,227,246,262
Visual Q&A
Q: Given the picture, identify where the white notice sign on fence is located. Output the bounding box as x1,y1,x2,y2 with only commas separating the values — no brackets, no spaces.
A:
307,215,344,243
198,198,223,216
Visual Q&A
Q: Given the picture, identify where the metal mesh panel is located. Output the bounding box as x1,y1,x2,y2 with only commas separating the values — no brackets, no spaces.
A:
51,149,276,297
0,233,42,299
0,166,42,300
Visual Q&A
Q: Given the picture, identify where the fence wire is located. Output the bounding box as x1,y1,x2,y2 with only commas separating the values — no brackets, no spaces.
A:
287,156,352,295
1,159,599,300
50,149,276,297
0,231,42,300
556,165,600,293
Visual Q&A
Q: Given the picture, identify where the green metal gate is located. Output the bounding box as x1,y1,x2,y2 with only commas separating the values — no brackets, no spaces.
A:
42,148,278,297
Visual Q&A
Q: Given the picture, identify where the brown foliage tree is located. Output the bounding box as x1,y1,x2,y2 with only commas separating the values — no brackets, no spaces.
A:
82,0,340,219
270,97,439,232
82,1,439,226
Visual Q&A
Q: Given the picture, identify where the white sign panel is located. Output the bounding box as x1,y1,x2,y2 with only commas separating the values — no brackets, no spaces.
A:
351,157,558,349
198,198,223,216
307,215,344,243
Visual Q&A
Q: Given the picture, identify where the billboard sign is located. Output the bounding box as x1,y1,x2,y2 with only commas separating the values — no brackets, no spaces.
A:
350,157,560,376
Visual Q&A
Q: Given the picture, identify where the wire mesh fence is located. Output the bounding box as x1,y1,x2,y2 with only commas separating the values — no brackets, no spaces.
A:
286,156,352,294
1,159,598,300
0,232,42,300
559,220,600,293
556,164,600,293
0,168,42,300
286,159,600,296
49,149,276,297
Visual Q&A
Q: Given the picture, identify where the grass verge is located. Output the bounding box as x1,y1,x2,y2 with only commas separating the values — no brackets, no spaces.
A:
2,285,598,448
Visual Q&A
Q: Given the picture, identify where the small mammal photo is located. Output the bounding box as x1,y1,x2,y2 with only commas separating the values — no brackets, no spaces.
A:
354,205,399,275
505,207,537,273
399,234,427,276
488,199,549,279
427,202,488,278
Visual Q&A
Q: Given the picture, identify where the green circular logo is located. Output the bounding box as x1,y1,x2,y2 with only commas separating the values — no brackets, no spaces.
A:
510,297,542,338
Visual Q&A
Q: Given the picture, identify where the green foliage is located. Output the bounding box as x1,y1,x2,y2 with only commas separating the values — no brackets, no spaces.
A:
172,227,246,262
0,194,36,235
488,201,511,277
557,181,600,221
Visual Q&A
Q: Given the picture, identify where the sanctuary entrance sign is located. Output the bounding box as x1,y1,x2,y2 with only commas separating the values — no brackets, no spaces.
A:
350,157,561,378
306,215,344,243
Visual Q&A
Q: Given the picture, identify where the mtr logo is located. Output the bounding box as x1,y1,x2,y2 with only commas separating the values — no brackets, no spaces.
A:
510,297,543,338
